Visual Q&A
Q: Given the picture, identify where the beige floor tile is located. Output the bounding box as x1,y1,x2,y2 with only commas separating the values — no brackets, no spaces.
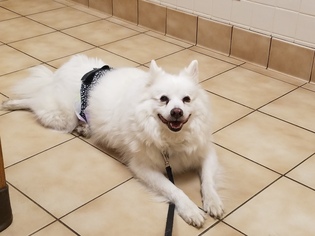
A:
190,46,244,66
9,32,94,62
72,3,111,18
62,178,215,236
225,177,315,235
54,0,76,6
62,19,139,46
107,17,148,33
202,67,296,109
0,111,73,167
146,31,193,48
32,221,77,236
203,222,244,236
216,146,280,214
0,17,54,43
48,48,139,69
6,138,132,218
101,34,183,64
303,82,315,92
260,88,315,132
28,7,99,30
207,93,253,132
287,154,315,189
0,45,40,75
150,49,236,82
214,112,315,174
241,63,306,86
0,7,19,21
0,185,54,236
61,179,167,236
0,0,64,15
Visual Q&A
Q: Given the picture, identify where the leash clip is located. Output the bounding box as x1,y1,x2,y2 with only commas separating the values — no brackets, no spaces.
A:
162,150,170,167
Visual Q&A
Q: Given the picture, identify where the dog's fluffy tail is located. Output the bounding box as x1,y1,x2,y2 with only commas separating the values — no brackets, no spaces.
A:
12,65,54,98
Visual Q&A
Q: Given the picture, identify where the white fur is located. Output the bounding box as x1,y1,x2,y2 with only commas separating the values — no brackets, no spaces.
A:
1,55,224,227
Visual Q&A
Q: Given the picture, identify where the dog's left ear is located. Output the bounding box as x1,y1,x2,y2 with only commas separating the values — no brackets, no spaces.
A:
183,60,199,83
149,60,163,76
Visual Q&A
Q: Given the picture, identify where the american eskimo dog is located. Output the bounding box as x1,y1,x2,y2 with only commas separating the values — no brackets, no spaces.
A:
1,55,224,227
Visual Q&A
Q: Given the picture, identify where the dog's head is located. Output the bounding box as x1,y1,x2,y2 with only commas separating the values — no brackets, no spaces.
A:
148,60,201,133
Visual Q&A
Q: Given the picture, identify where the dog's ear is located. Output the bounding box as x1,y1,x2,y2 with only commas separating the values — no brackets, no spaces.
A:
183,60,199,83
149,60,162,76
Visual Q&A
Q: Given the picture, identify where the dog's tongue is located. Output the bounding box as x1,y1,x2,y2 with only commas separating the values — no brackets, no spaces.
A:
168,121,183,132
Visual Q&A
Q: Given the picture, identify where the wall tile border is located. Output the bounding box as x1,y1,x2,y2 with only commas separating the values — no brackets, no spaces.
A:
70,0,315,82
197,17,232,56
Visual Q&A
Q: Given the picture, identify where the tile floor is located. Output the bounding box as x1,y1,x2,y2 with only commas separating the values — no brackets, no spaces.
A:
1,0,315,235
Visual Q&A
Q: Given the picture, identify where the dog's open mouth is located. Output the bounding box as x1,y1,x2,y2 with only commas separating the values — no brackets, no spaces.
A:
158,114,191,132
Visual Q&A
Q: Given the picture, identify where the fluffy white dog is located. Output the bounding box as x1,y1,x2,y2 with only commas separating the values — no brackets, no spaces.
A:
2,55,224,227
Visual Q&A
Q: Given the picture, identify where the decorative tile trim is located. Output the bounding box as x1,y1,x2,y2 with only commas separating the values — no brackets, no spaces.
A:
197,18,232,56
269,39,314,81
138,1,166,33
231,27,271,67
71,0,315,82
166,8,197,44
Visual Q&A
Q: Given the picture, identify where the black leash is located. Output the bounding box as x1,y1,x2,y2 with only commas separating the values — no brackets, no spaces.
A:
162,151,175,236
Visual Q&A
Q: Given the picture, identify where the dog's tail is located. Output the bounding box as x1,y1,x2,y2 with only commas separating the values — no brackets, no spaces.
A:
12,65,54,98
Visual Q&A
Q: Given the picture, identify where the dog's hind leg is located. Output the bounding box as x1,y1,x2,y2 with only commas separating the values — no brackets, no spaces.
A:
73,121,91,138
1,99,33,111
2,99,78,132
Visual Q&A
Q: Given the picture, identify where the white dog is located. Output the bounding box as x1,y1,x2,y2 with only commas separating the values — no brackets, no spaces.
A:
1,55,223,227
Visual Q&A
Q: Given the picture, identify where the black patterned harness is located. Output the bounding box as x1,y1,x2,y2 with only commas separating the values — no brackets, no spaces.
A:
79,65,112,122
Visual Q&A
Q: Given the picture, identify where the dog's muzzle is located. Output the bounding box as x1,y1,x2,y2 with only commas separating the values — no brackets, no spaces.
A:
158,108,191,132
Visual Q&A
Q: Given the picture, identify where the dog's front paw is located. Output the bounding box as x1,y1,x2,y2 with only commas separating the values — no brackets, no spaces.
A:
176,198,206,228
202,192,224,219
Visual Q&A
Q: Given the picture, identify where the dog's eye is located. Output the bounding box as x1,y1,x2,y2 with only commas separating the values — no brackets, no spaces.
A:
160,95,169,104
182,96,191,103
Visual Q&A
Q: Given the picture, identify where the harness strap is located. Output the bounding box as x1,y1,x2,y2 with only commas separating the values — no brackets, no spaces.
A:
162,151,175,236
79,65,112,122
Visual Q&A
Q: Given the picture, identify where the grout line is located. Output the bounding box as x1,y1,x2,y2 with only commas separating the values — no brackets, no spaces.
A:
309,51,315,82
228,26,234,56
195,16,199,46
258,110,315,135
199,221,247,236
59,177,134,220
284,175,315,192
219,175,283,221
4,136,76,169
213,142,282,176
266,36,273,69
7,182,59,221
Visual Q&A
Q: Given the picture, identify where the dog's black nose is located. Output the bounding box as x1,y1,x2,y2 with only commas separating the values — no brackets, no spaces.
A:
170,108,183,119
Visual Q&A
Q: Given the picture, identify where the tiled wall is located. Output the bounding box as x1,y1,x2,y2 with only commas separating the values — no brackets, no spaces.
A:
153,0,315,49
71,0,315,83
